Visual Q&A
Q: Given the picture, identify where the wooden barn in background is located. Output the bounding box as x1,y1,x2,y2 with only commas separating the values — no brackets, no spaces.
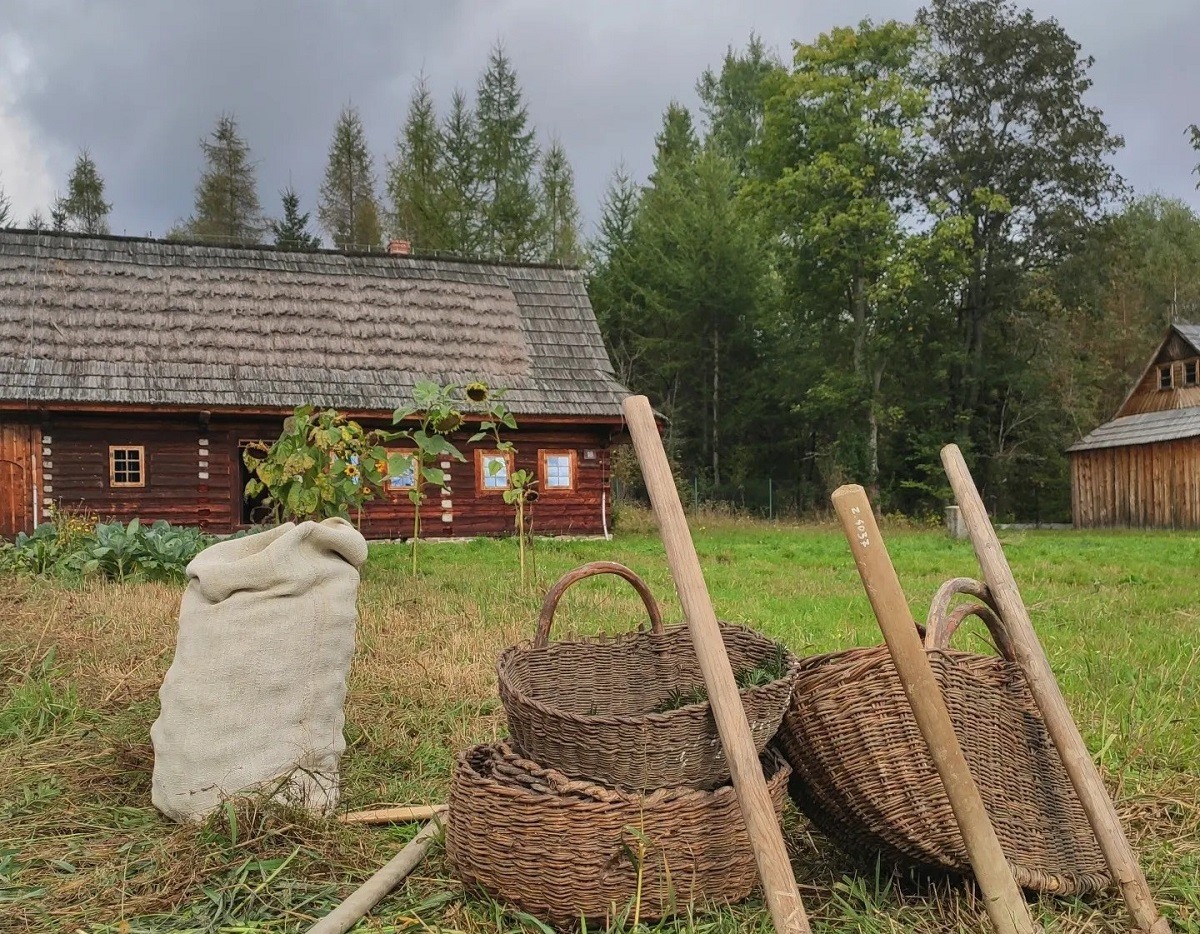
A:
1068,322,1200,528
0,230,630,539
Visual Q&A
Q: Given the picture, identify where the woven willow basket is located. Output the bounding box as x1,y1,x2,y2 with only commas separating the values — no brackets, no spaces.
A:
497,561,799,790
447,742,791,926
778,578,1110,895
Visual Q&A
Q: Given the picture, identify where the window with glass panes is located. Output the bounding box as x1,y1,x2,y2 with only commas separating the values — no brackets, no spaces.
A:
109,446,145,487
386,450,416,490
539,450,576,491
476,450,511,491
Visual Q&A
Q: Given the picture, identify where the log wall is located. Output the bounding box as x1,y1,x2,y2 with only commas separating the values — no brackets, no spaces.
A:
1070,438,1200,528
7,410,613,538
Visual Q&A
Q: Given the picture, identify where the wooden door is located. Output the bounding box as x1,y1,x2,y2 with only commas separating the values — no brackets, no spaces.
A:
0,422,41,538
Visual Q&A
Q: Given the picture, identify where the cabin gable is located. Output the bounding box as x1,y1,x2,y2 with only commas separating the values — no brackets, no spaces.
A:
1116,326,1200,417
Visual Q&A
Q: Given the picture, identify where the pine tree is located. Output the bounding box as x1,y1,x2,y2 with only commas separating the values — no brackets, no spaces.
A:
441,89,482,255
185,114,264,244
387,76,448,251
269,185,321,249
475,44,541,260
538,138,582,264
319,106,382,250
59,150,112,234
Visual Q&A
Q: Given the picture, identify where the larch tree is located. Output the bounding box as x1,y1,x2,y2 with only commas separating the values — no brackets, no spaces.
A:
538,138,582,265
441,89,483,255
269,185,321,249
319,106,383,250
184,114,265,244
387,75,449,252
696,34,785,174
475,44,541,260
59,150,112,234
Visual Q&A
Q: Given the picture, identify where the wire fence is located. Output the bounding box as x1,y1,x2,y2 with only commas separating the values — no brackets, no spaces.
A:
613,476,790,520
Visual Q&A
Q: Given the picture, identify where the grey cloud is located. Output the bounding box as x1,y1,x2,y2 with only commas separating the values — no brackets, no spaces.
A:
2,0,1197,241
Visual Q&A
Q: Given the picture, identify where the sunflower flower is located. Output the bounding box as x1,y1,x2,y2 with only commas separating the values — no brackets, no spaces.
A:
465,381,489,403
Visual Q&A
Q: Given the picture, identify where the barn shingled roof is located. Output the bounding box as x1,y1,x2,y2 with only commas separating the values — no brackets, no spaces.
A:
1067,407,1200,452
0,229,628,417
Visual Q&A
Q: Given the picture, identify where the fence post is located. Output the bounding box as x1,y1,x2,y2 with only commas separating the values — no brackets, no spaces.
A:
768,477,773,521
693,476,699,512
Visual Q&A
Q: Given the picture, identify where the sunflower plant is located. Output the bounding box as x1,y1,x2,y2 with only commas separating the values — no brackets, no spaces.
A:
390,380,516,575
502,469,538,588
243,406,391,524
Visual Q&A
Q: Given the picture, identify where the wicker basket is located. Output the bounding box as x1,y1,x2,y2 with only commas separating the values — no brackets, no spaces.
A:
497,561,799,790
778,577,1110,895
447,741,791,926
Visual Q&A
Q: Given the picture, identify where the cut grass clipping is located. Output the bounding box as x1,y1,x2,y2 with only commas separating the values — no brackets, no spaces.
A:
2,513,1198,932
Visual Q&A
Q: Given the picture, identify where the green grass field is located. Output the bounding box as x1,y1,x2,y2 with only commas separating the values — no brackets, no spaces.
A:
2,512,1197,932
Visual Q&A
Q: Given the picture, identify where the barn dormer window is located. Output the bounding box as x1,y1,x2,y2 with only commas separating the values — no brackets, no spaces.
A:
1186,360,1198,387
1158,365,1173,390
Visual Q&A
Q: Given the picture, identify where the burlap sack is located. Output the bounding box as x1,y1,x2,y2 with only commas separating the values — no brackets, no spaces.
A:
151,518,368,822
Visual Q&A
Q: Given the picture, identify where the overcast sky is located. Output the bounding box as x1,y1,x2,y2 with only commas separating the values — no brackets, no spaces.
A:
2,0,1198,242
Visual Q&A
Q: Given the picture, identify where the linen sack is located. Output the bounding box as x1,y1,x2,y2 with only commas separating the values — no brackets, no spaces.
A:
151,517,368,822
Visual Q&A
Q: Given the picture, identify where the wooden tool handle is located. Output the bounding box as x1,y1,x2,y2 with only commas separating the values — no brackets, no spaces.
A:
307,818,440,934
831,485,1036,934
940,445,1170,934
623,395,810,934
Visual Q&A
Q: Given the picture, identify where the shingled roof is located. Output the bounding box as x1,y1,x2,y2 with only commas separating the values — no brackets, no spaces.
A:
1067,407,1200,452
0,230,628,417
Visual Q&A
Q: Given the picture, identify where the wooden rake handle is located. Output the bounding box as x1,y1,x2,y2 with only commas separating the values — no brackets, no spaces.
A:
940,444,1171,934
831,485,1037,934
623,395,811,934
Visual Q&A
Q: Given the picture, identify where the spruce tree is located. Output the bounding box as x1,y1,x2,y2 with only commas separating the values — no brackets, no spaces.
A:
318,106,382,250
387,75,448,251
587,165,643,385
0,178,11,227
50,196,68,231
441,89,482,255
26,209,47,231
60,150,112,234
186,114,264,244
475,44,541,260
538,138,582,265
269,185,321,249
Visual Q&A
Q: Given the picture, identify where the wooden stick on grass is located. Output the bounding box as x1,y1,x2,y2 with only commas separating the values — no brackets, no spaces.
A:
941,444,1171,934
831,484,1036,934
306,818,441,934
623,394,811,934
338,804,446,826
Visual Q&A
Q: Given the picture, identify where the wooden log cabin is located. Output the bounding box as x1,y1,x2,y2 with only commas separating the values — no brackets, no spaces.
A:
1068,322,1200,528
0,230,631,539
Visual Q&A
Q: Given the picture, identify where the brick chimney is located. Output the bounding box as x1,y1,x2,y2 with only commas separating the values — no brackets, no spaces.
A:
387,239,412,256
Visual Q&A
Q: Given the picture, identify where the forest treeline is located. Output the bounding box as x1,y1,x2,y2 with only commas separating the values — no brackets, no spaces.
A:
591,0,1200,520
3,0,1200,519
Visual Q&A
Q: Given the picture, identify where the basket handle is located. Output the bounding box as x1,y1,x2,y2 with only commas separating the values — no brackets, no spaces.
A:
535,561,664,648
924,577,1018,662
